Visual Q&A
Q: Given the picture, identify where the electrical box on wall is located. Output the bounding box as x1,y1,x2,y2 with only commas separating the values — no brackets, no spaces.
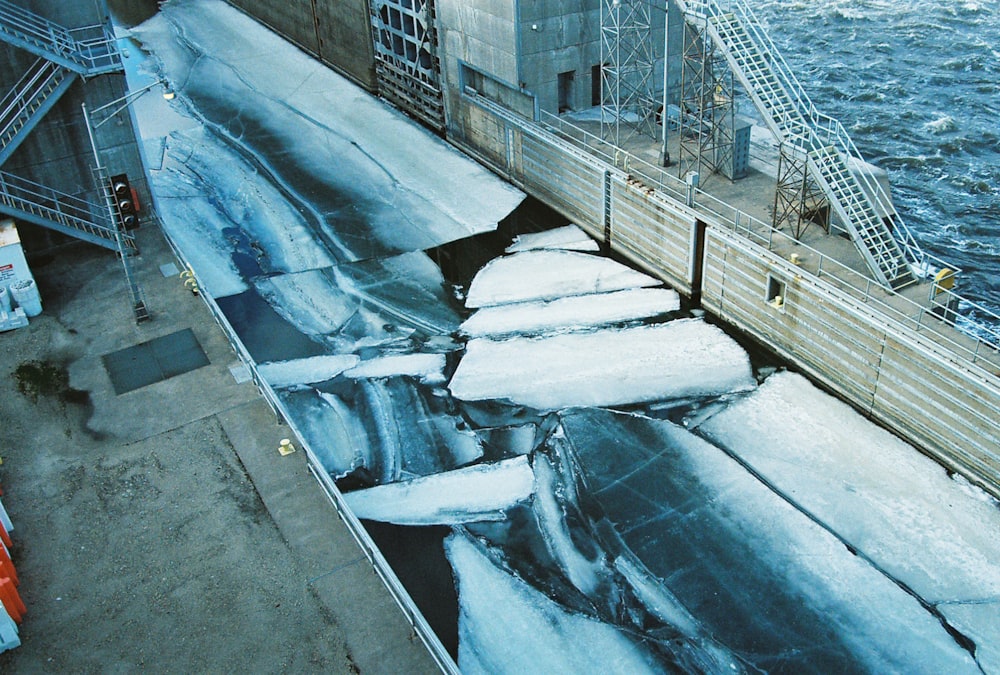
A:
0,219,41,331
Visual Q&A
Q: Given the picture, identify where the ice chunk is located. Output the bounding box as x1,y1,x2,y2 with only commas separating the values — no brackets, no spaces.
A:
343,353,447,384
258,354,359,387
344,456,534,525
505,224,600,253
532,452,608,597
560,407,979,673
278,389,370,477
699,371,1000,606
465,250,660,308
356,377,483,483
937,602,1000,675
460,288,680,338
156,127,336,277
255,270,356,338
446,531,663,674
449,319,755,410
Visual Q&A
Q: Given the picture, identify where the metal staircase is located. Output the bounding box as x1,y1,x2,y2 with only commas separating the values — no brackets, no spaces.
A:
679,0,920,289
0,169,134,252
0,57,77,165
0,0,122,76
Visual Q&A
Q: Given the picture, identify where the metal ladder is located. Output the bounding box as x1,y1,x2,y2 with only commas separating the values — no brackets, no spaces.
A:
0,57,77,166
0,0,122,76
0,169,135,252
680,0,920,289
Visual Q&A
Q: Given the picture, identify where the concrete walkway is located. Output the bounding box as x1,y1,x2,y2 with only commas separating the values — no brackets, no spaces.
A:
0,224,439,672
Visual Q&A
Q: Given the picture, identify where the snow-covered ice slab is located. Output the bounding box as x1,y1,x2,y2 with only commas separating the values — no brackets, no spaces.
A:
344,456,533,524
465,250,661,308
449,319,755,410
559,407,980,673
135,0,524,261
446,532,664,675
460,288,680,338
505,225,600,253
698,371,1000,658
343,353,447,385
258,355,359,388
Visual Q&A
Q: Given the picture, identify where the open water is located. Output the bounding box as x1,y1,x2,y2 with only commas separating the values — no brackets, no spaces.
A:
746,0,1000,319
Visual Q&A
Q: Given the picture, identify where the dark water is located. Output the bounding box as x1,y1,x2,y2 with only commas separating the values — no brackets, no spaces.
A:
746,0,1000,317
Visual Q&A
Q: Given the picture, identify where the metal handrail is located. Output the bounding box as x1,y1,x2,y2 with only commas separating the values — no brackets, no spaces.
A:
680,0,929,273
0,169,131,246
530,107,1000,363
0,0,120,74
0,58,68,145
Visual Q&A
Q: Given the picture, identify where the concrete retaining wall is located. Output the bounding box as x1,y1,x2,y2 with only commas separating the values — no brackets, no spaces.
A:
453,96,1000,498
701,226,1000,495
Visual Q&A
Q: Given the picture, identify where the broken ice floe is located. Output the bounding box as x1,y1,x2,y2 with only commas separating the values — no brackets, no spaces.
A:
505,224,600,253
460,288,680,338
445,531,664,675
344,456,534,524
137,0,525,262
449,319,755,410
464,250,660,308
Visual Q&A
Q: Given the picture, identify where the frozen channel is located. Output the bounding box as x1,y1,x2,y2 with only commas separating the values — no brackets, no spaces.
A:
125,1,1000,672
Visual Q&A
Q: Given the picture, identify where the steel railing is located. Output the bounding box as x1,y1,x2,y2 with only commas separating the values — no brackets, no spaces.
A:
0,0,121,75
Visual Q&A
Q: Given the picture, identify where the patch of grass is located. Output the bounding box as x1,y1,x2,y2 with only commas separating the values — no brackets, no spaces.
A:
14,360,70,403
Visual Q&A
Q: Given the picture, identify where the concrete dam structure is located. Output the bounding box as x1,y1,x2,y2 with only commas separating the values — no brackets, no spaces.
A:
2,0,999,671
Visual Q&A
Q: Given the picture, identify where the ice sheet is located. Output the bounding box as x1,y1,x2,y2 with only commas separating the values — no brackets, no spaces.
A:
505,225,600,253
464,250,661,308
134,0,524,260
446,531,662,675
258,355,359,388
559,408,979,673
460,288,680,338
699,371,1000,607
449,319,755,410
343,456,534,525
278,389,370,477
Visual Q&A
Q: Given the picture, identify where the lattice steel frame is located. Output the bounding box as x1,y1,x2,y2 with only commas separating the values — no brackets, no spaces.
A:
773,144,830,238
677,15,735,185
370,0,444,130
600,0,658,147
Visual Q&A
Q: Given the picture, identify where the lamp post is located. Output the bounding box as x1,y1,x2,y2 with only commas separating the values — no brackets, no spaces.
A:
80,81,173,324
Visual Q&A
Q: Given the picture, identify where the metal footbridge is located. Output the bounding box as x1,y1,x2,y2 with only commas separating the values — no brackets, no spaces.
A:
679,0,923,289
0,0,130,252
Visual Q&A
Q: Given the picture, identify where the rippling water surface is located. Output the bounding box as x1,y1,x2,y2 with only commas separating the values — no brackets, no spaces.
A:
745,0,1000,315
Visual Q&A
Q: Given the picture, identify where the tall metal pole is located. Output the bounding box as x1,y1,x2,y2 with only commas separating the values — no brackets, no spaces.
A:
661,0,671,166
82,102,149,323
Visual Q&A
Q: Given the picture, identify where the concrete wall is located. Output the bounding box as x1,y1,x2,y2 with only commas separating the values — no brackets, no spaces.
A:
0,1,147,251
451,94,1000,498
225,0,377,90
700,226,1000,495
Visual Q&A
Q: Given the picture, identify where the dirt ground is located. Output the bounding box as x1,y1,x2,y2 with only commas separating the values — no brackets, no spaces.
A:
0,228,437,673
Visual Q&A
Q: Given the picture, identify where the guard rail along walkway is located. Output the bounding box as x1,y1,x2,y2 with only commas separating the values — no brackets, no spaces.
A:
0,57,76,165
679,0,919,289
0,0,122,77
0,169,135,252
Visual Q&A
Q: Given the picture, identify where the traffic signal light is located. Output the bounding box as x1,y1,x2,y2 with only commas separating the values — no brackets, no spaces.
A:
110,173,138,229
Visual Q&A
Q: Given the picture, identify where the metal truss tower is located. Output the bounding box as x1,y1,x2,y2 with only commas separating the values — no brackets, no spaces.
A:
677,14,735,185
600,0,658,147
773,143,830,238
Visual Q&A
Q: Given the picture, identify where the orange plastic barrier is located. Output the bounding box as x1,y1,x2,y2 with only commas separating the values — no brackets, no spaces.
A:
0,523,10,550
0,578,24,624
0,546,16,587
